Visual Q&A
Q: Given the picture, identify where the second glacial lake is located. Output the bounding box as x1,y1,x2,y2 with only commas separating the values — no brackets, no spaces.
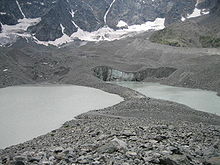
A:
112,82,220,116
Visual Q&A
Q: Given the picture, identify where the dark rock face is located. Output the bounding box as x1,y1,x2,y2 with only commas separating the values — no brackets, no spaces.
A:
70,0,104,32
0,0,23,25
0,13,18,25
28,0,77,41
0,0,202,41
211,0,220,13
164,0,196,26
197,0,219,11
17,0,56,19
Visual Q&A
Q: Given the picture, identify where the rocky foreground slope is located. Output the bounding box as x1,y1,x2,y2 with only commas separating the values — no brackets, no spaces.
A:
0,83,220,165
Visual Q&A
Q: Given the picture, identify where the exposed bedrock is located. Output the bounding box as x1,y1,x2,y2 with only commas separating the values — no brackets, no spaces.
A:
93,66,177,81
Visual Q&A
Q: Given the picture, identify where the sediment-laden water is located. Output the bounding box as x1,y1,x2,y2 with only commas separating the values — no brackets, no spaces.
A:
113,82,220,116
0,85,123,149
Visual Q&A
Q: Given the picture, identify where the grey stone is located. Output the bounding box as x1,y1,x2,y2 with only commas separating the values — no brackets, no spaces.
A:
52,146,64,153
122,129,136,137
14,156,27,162
159,155,191,165
206,156,220,165
126,151,138,157
14,161,25,165
96,141,118,154
41,161,53,165
111,137,127,150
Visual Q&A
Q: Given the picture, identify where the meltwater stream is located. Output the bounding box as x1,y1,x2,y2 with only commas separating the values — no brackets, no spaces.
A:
0,85,123,149
113,82,220,116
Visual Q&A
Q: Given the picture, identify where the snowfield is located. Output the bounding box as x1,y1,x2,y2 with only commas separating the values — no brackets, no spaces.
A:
0,18,41,46
0,2,210,47
35,18,165,46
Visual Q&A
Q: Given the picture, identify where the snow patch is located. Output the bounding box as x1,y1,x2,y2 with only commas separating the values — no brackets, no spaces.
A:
116,20,128,28
3,69,8,72
0,18,41,46
16,0,26,18
60,24,65,34
124,18,165,31
35,18,165,46
72,21,79,28
181,17,186,22
182,7,210,21
70,10,76,18
187,8,209,18
70,10,79,28
34,36,71,47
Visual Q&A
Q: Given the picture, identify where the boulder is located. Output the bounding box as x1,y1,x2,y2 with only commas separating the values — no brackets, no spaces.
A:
206,156,220,165
159,154,191,165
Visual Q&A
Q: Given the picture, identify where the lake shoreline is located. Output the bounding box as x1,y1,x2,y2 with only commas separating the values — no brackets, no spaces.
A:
1,81,220,165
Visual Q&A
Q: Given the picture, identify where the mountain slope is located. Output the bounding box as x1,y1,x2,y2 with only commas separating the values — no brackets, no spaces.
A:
0,0,202,45
28,0,78,41
150,0,220,48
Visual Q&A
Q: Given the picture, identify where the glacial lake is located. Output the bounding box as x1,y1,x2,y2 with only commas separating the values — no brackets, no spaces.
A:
113,82,220,116
0,85,123,149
